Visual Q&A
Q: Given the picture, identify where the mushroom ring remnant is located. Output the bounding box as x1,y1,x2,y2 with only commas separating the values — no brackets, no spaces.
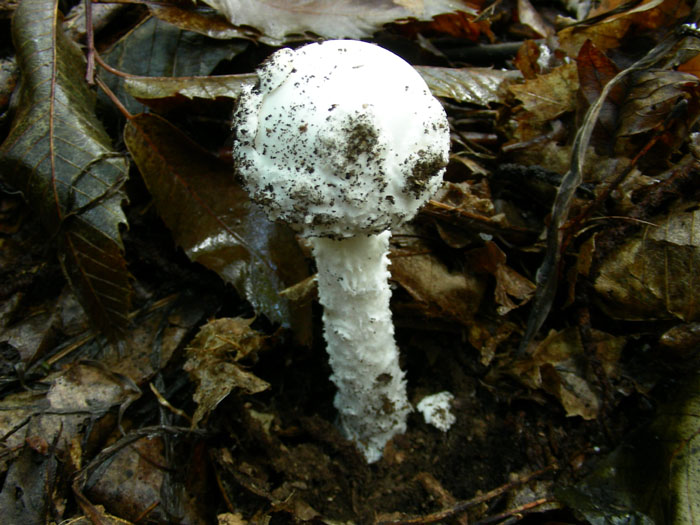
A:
233,39,451,462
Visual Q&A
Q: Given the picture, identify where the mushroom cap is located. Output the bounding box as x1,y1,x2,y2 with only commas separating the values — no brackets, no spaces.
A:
233,40,450,239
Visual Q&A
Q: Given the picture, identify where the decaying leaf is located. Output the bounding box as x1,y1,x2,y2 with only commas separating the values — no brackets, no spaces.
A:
559,366,700,523
469,241,536,315
0,0,131,339
509,327,624,419
0,441,59,524
200,0,473,44
617,69,700,137
184,317,270,427
391,237,485,325
594,201,700,322
86,435,208,523
148,4,251,40
124,113,311,334
517,0,554,38
0,362,141,456
509,62,579,120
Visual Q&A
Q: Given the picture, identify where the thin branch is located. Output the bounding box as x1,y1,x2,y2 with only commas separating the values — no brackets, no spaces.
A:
374,466,555,525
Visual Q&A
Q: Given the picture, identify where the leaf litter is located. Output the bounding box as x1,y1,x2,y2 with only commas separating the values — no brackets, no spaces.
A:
1,0,700,523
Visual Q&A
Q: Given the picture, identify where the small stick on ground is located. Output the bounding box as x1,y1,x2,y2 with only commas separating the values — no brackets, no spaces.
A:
375,466,555,525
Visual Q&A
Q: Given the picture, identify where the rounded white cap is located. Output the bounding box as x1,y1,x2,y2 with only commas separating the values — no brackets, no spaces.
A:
233,40,450,239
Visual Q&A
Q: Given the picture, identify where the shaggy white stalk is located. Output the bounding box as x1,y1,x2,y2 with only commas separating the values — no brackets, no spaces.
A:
312,233,410,462
232,39,450,461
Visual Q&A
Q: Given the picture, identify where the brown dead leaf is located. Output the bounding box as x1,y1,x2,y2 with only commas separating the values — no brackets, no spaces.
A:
469,242,536,315
517,0,554,38
0,441,59,524
200,0,473,44
558,18,632,58
514,40,548,80
509,327,624,419
577,40,624,140
0,362,141,456
185,318,270,427
468,319,518,366
509,62,579,121
617,69,700,137
391,240,485,325
416,66,521,105
415,10,492,40
679,53,700,79
594,201,700,321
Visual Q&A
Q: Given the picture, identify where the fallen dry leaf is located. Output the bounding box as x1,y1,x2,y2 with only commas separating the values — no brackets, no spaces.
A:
594,201,700,322
509,62,579,121
184,318,270,427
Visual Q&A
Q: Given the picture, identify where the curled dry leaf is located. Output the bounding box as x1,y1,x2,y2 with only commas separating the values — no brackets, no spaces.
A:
184,318,270,427
469,242,536,315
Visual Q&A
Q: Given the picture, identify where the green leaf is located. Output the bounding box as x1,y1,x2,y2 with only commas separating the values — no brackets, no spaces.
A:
0,0,131,339
123,113,311,338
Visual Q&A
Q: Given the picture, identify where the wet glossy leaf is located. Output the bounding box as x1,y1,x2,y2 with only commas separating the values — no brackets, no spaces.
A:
148,4,250,40
0,0,131,339
124,73,255,108
594,202,700,321
416,66,521,105
124,113,310,332
184,318,270,427
102,16,246,113
201,0,472,44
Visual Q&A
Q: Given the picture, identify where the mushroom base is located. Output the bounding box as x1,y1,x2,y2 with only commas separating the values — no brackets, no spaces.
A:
311,232,412,463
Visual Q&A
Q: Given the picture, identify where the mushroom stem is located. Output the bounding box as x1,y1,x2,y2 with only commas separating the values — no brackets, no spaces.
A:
311,232,411,463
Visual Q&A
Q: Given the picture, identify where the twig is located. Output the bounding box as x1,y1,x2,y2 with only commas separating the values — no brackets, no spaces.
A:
95,75,132,120
374,466,555,525
471,497,552,524
84,0,95,85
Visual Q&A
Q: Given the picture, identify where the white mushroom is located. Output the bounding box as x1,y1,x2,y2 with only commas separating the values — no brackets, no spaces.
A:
232,40,450,462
